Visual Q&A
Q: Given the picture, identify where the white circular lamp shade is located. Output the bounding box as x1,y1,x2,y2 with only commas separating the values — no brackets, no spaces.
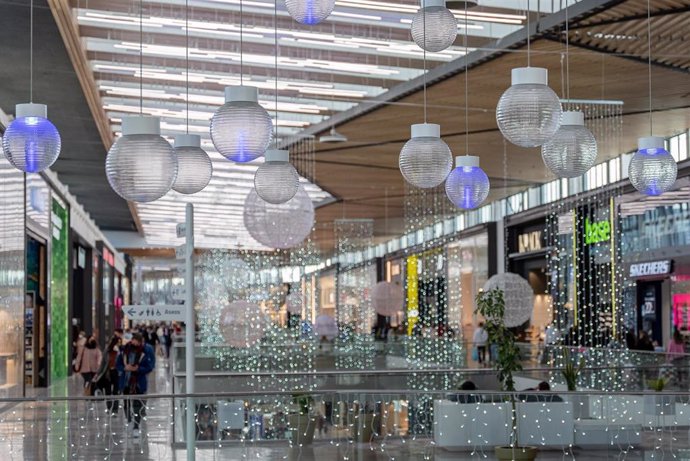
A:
173,135,213,194
106,116,177,203
496,68,562,147
629,136,677,196
445,155,490,209
314,314,338,339
541,111,597,178
244,185,314,249
210,86,273,163
483,273,534,328
372,281,404,317
285,0,335,25
399,123,453,188
3,103,61,173
411,3,457,52
286,292,303,315
254,150,299,204
219,300,267,348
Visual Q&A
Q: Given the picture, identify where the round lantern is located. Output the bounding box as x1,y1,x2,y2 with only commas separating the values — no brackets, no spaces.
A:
541,111,597,178
445,155,490,209
173,134,213,194
210,86,272,163
372,281,404,317
285,0,335,25
106,116,177,202
399,123,452,188
483,273,534,328
243,185,314,249
411,0,457,52
496,67,562,147
629,136,677,196
286,291,303,315
219,300,267,348
3,103,61,173
254,149,299,204
314,314,338,339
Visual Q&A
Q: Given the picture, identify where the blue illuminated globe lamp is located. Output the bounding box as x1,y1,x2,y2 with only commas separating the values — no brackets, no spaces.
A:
445,155,490,209
285,0,335,25
210,86,273,163
2,103,61,173
629,136,677,196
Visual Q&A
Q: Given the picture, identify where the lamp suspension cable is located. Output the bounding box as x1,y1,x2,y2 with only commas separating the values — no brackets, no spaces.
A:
646,0,652,134
526,0,530,67
565,0,570,101
29,0,33,102
240,0,244,84
274,0,279,148
464,2,468,155
185,0,190,133
423,3,427,123
139,0,143,114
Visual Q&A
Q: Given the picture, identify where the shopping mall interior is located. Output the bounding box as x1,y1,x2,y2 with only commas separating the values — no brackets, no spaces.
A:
0,0,689,459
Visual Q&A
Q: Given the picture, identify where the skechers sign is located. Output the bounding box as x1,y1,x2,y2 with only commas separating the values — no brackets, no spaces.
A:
584,218,611,245
629,260,672,278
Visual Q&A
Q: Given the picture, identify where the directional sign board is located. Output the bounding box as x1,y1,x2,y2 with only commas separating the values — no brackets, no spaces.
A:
124,304,185,322
171,285,186,302
175,244,186,260
176,223,186,238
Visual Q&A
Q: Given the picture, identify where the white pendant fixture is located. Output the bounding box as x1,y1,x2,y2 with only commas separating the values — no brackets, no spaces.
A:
173,134,212,194
320,126,348,143
541,111,597,178
106,116,177,203
399,123,452,189
411,0,457,52
629,136,677,196
446,155,489,209
285,0,335,25
254,149,299,204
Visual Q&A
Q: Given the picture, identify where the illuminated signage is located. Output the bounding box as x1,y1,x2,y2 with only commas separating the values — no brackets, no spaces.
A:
518,230,542,253
584,218,610,245
630,260,672,278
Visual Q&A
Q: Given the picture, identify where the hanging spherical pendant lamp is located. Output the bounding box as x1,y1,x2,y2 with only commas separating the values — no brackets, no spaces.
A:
541,111,597,178
445,155,490,209
254,149,299,204
285,0,335,25
411,0,457,52
172,134,213,194
399,123,452,189
3,103,61,173
210,86,272,163
629,136,677,196
496,67,562,147
106,116,177,202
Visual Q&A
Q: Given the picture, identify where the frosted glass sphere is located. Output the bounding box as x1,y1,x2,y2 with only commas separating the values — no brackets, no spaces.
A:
483,273,534,328
314,314,338,339
254,159,299,204
541,119,597,178
372,281,404,317
411,6,457,52
244,185,314,249
173,146,213,194
210,100,272,163
285,0,335,25
106,134,177,203
3,115,61,173
399,124,452,188
445,159,490,209
286,292,303,315
629,147,677,196
496,73,562,147
219,300,267,348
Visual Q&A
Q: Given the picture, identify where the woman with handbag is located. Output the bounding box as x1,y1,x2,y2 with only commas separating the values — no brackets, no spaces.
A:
75,336,102,395
94,335,121,414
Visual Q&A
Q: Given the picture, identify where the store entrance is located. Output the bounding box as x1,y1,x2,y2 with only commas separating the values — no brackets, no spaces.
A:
637,280,666,347
25,235,48,389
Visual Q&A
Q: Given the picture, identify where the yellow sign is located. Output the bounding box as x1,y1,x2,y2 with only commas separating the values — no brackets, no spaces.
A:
406,255,418,336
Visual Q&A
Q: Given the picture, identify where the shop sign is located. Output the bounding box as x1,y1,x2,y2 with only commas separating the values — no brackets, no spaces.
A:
584,218,610,245
630,260,672,278
518,230,542,253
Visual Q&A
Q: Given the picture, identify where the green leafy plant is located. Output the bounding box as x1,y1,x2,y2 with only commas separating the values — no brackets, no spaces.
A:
648,378,667,392
561,349,585,391
292,393,313,415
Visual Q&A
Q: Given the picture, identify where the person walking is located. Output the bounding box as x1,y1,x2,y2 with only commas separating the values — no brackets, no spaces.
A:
75,336,102,394
473,322,489,365
667,329,686,385
95,335,122,415
117,332,155,439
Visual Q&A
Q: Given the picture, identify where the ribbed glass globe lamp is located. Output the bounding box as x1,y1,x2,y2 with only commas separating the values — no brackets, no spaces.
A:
399,123,452,188
411,0,457,52
541,111,597,178
106,116,177,203
210,86,272,163
629,136,677,196
254,149,299,204
445,155,490,209
285,0,335,25
2,103,61,173
172,134,213,194
244,185,314,249
496,67,562,147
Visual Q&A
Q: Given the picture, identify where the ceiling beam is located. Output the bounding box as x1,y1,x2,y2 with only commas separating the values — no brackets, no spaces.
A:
568,6,690,30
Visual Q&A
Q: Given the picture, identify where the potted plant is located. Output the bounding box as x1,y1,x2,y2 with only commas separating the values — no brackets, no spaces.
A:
287,393,316,446
561,349,589,419
476,288,537,461
644,378,675,416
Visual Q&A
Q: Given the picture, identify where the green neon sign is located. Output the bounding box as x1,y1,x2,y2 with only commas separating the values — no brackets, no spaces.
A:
584,217,610,245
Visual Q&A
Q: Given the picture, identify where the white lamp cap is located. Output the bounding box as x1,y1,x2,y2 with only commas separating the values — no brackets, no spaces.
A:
225,85,259,103
638,136,665,151
411,123,440,138
174,134,201,148
264,149,289,162
121,116,161,136
455,155,480,168
561,111,585,126
16,103,47,118
511,67,548,86
421,0,445,8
